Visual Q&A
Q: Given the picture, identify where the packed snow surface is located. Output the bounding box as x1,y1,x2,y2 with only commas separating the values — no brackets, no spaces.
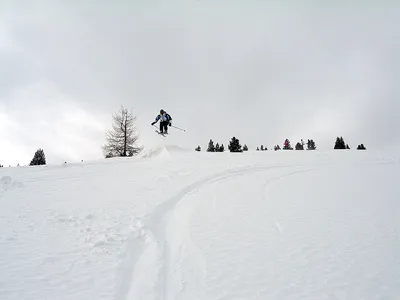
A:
1,147,399,300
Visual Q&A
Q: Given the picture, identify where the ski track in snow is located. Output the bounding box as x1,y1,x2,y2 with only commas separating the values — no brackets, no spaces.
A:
1,150,399,300
118,165,314,300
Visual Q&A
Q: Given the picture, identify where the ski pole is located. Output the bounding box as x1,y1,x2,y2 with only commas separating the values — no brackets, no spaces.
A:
152,124,162,132
171,125,186,132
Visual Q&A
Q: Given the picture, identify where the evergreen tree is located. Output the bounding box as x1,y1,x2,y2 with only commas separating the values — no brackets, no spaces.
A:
219,144,225,152
334,136,347,149
334,137,340,149
283,139,293,150
215,143,220,152
207,139,215,152
0,164,3,168
228,137,242,152
295,142,304,150
346,144,350,149
30,149,46,166
357,144,366,150
195,146,201,151
243,144,249,151
307,139,316,150
260,145,264,151
274,145,281,151
257,147,260,151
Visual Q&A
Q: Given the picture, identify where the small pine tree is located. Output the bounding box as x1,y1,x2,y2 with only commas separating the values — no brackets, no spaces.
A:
0,164,3,168
207,139,215,152
274,145,281,151
341,138,345,147
334,137,347,149
260,145,264,151
30,149,46,166
257,147,260,151
357,144,366,150
219,144,225,152
295,142,304,150
228,137,242,152
283,139,293,150
215,143,220,152
307,139,316,150
195,146,201,151
243,144,249,151
346,144,350,150
334,137,340,149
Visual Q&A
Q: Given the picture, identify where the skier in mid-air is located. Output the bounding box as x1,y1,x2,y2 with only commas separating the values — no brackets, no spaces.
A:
151,109,172,134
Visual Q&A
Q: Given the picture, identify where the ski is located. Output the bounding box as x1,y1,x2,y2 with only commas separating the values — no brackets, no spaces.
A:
155,130,167,137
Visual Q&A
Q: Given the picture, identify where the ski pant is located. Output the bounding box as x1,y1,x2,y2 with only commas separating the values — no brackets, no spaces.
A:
160,121,169,133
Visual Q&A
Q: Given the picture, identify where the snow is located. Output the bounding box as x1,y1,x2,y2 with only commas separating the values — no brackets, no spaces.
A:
0,148,399,300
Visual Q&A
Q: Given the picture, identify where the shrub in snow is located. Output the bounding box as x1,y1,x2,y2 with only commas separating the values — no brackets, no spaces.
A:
243,144,249,151
195,146,201,151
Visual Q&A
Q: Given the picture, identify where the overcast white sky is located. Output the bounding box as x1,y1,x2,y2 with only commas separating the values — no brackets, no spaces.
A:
0,1,399,165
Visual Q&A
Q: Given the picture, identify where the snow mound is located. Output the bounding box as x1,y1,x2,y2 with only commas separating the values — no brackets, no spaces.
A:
140,145,193,160
163,145,193,153
140,146,169,159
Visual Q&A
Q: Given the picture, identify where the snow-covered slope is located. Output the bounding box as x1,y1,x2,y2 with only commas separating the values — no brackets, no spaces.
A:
0,149,399,300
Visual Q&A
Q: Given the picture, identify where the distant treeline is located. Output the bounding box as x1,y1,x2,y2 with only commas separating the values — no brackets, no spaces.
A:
195,137,367,152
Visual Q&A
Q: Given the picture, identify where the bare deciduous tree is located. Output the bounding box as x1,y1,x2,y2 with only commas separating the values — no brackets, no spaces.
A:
102,106,142,158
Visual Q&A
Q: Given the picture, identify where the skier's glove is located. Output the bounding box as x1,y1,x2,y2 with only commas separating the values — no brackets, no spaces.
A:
151,122,156,125
169,122,172,126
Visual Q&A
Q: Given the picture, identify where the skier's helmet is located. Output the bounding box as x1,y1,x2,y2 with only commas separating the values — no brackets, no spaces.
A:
160,109,165,114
